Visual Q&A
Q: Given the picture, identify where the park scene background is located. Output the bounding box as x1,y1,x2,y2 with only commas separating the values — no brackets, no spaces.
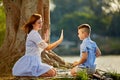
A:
49,0,120,73
0,0,120,76
49,0,120,56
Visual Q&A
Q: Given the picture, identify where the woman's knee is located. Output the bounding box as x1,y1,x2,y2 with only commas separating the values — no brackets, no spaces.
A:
45,68,56,77
39,68,56,77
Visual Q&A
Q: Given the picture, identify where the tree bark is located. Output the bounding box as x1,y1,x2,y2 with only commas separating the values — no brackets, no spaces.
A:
0,0,71,75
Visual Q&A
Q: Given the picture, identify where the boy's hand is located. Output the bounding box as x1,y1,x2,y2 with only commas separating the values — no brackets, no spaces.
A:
73,61,79,67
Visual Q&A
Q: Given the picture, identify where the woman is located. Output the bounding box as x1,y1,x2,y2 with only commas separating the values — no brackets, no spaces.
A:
12,13,63,77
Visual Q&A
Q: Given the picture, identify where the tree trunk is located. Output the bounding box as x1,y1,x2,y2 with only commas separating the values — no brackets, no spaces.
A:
0,0,71,75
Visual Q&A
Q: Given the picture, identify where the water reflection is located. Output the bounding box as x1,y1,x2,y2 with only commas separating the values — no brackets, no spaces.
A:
62,55,120,73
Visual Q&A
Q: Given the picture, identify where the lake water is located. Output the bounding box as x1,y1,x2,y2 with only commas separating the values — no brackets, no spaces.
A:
62,55,120,73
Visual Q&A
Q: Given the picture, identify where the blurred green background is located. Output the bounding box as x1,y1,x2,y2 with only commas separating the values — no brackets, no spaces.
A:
0,0,120,55
0,0,5,47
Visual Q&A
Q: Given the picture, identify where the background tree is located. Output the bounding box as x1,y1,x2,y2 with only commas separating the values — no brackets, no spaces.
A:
0,0,70,75
0,0,6,46
50,0,120,38
50,0,120,55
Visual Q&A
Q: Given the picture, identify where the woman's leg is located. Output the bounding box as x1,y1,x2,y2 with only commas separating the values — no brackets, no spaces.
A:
39,68,56,77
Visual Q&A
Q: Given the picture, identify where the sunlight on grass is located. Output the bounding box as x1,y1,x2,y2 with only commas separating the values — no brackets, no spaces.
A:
76,69,89,80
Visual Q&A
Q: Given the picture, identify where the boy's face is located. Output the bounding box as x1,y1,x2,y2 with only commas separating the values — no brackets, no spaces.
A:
78,29,86,40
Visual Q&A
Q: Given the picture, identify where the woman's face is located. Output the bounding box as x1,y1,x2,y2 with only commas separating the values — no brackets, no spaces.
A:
33,18,43,30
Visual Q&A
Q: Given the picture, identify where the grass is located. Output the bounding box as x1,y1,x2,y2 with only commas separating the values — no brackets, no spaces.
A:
107,71,120,80
0,71,120,80
75,69,89,80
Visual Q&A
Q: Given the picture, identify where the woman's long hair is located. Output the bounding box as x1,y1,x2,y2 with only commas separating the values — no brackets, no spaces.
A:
22,14,42,34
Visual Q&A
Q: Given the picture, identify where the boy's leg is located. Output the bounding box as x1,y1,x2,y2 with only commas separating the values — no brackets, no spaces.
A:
71,66,88,76
71,66,78,76
87,68,96,74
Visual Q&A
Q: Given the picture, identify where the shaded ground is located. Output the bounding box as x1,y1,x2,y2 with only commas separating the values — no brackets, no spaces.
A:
0,68,73,80
0,68,119,80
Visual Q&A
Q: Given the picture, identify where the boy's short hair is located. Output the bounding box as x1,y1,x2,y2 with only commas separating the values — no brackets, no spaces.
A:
78,24,91,34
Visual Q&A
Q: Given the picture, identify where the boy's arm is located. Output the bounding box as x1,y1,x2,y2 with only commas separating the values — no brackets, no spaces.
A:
73,52,88,66
96,47,101,57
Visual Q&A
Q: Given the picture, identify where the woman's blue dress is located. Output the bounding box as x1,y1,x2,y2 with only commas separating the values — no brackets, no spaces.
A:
12,30,53,77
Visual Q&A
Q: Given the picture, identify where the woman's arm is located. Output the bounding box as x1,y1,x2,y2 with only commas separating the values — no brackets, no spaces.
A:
45,30,63,51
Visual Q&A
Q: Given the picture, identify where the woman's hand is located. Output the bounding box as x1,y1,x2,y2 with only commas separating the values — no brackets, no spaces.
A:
45,29,64,51
59,29,63,42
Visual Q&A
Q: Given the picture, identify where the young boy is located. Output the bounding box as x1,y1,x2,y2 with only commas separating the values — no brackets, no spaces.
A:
71,24,101,76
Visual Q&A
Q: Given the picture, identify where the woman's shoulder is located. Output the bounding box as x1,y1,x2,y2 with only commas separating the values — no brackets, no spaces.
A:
30,30,37,34
29,30,39,36
27,30,41,40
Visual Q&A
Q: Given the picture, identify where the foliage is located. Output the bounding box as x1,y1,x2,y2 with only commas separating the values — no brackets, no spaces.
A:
50,0,120,55
95,37,120,55
110,73,120,80
105,71,120,80
108,12,120,37
0,1,6,46
57,11,96,41
75,69,88,80
51,0,120,38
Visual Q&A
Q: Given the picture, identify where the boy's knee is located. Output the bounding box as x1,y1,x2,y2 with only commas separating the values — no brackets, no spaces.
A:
50,69,56,77
71,66,79,76
71,68,76,76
